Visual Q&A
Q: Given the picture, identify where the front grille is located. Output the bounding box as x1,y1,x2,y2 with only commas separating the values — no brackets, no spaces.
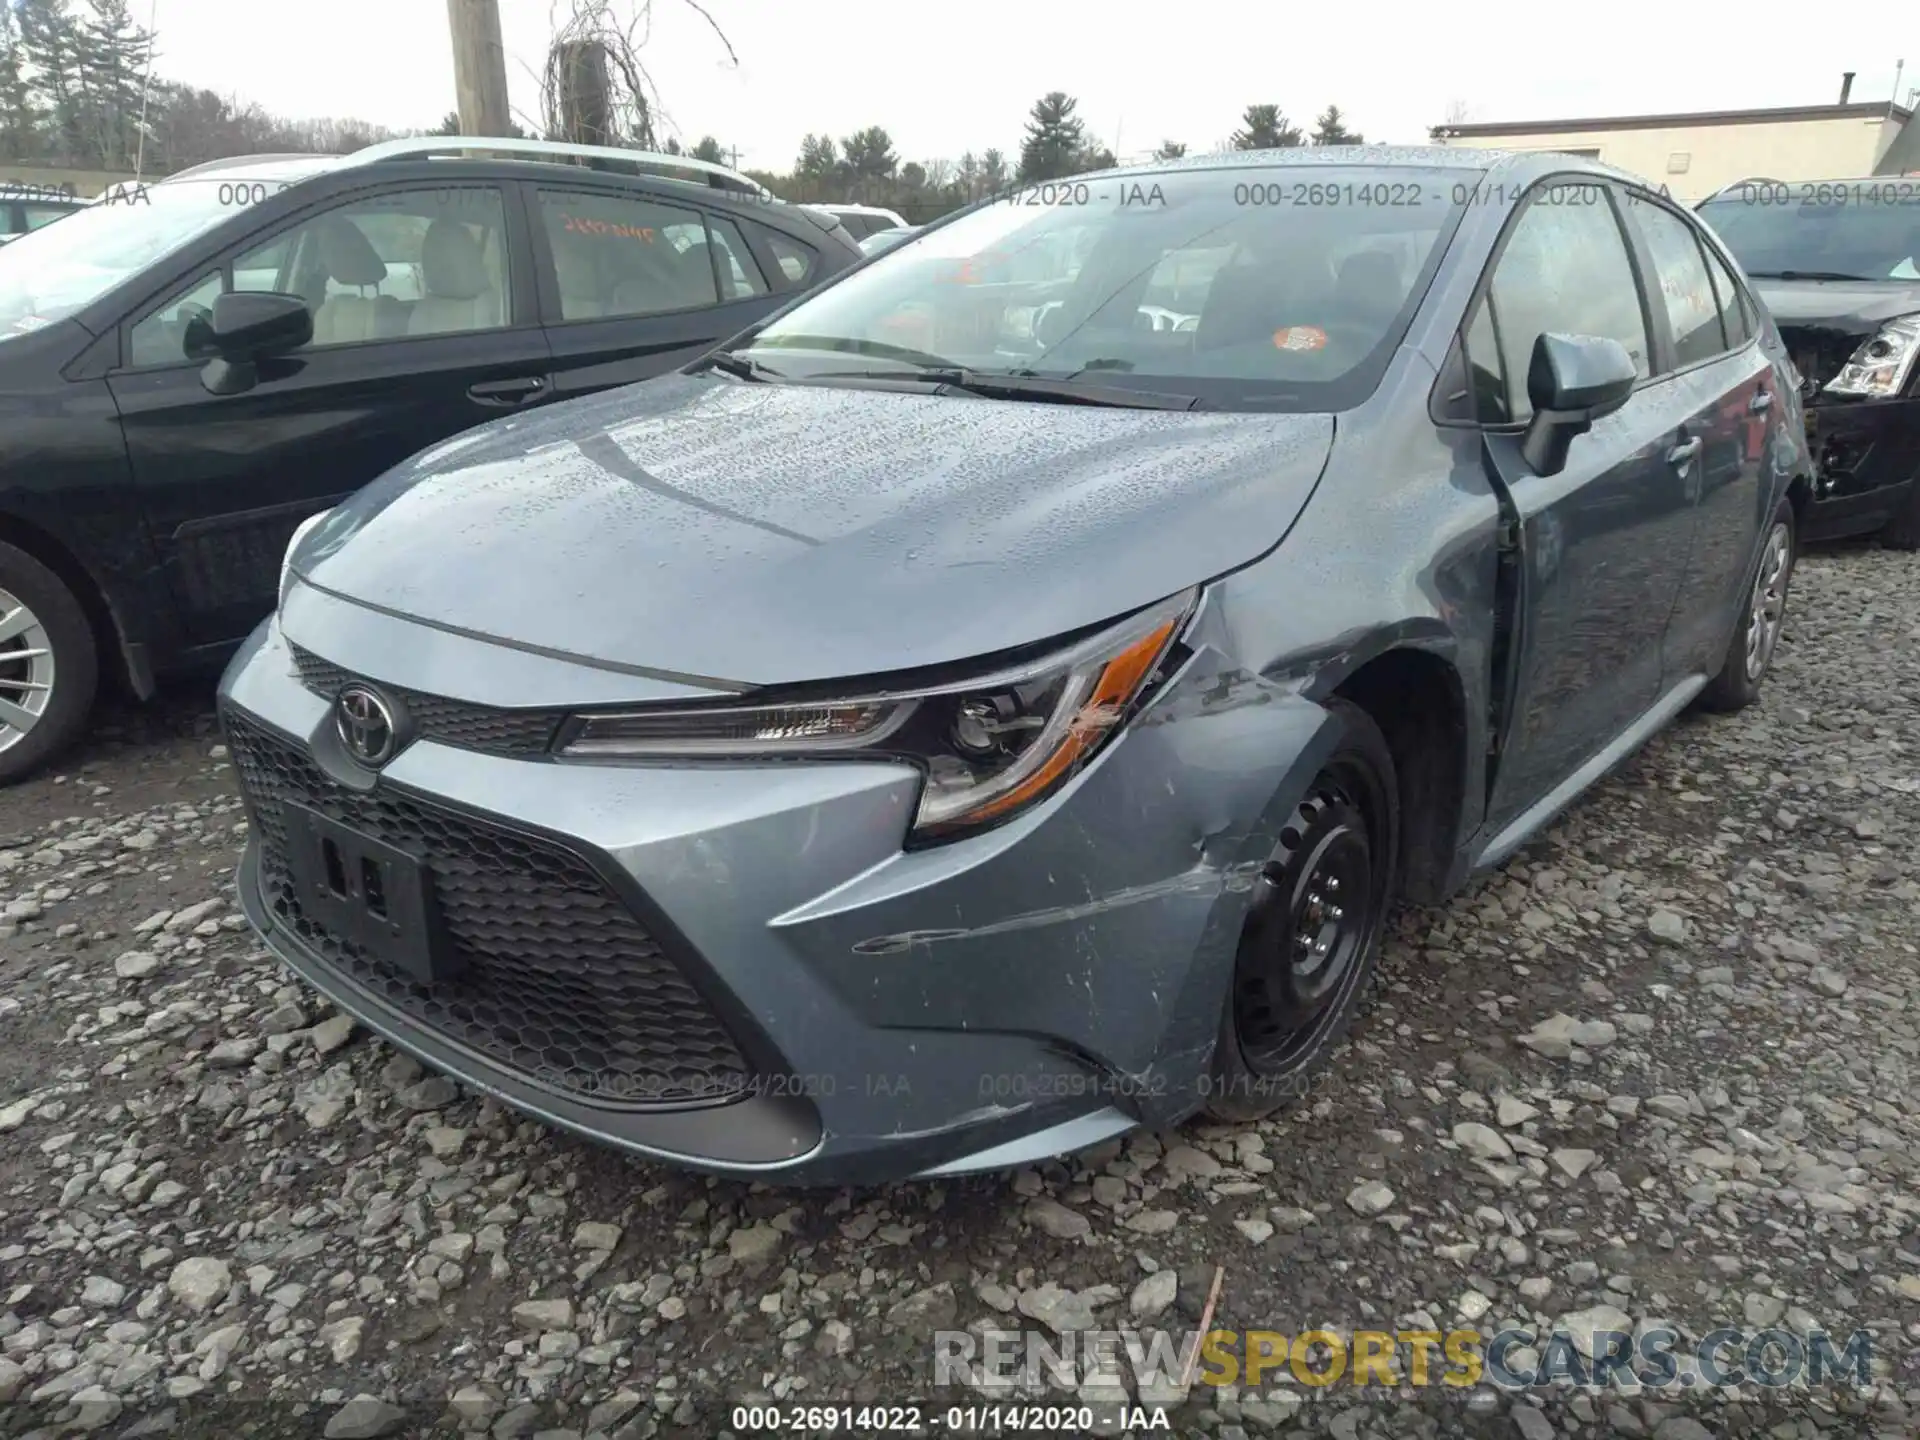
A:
225,711,752,1108
290,646,564,758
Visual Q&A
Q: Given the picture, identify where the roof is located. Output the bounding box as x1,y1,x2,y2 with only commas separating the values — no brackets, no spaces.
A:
1097,144,1506,179
1431,101,1914,140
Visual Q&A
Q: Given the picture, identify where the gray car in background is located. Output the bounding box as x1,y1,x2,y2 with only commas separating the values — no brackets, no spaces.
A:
219,146,1811,1185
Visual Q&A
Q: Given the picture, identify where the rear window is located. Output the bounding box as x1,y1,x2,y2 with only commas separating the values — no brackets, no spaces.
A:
1698,186,1920,280
743,166,1474,411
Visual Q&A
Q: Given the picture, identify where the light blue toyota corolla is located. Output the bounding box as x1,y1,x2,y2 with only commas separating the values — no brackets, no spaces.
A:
220,147,1809,1184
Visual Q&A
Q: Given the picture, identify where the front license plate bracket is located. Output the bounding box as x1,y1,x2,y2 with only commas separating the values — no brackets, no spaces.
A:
281,802,462,985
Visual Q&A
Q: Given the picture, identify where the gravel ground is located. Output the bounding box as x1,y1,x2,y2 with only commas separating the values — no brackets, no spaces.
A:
0,548,1917,1440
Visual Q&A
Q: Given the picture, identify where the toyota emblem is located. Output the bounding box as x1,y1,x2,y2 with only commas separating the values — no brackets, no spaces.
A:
334,684,399,767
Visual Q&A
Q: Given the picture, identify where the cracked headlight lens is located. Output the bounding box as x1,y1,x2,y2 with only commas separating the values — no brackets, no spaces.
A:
560,589,1195,841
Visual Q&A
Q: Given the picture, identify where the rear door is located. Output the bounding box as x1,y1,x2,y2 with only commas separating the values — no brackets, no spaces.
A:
1468,180,1705,833
525,181,790,402
107,180,552,649
1616,191,1775,682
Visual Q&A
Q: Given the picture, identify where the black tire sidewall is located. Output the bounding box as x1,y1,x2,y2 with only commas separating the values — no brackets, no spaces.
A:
0,540,99,783
1205,698,1400,1121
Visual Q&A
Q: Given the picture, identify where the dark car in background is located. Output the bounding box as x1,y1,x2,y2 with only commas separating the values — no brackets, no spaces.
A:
1698,179,1920,545
0,181,85,245
219,147,1811,1184
0,137,861,781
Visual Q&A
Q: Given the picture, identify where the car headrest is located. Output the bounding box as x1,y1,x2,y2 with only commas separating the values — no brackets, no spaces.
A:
421,218,488,301
316,218,387,288
552,239,598,297
1195,262,1290,351
1336,251,1405,309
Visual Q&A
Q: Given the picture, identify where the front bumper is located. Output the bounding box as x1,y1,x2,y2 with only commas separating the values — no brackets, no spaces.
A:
218,595,1337,1185
1801,395,1920,541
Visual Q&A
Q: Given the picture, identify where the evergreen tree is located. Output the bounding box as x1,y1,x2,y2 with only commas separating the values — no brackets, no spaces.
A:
16,0,85,161
1311,105,1362,146
1017,91,1085,182
980,148,1009,194
1231,104,1302,150
1152,139,1187,161
0,2,44,161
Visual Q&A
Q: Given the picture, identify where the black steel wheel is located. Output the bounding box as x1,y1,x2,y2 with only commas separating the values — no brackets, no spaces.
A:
1205,699,1398,1121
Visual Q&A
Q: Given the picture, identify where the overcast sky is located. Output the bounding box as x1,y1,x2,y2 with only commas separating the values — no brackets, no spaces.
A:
150,0,1920,172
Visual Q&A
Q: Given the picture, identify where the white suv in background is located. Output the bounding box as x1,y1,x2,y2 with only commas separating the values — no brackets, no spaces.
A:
814,203,908,241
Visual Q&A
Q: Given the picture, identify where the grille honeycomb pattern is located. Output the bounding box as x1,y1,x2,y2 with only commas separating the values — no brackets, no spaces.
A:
290,646,564,757
224,711,752,1108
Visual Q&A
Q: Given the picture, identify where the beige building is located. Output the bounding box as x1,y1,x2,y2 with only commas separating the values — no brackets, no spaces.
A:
0,163,143,198
1430,99,1918,205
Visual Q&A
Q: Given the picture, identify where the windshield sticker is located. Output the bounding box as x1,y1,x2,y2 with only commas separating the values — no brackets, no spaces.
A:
1272,325,1328,352
560,214,656,243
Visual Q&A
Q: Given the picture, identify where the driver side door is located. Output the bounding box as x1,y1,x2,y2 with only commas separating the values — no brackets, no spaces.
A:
105,181,552,652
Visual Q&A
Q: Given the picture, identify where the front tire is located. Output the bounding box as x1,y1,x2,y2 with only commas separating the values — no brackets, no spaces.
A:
1698,499,1794,713
1204,699,1399,1122
1878,479,1920,551
0,540,99,784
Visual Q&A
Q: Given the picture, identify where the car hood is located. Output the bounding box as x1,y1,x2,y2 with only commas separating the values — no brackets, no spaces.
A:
294,372,1334,688
1750,278,1920,339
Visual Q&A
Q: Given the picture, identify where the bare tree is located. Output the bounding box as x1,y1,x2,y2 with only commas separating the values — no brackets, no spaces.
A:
538,0,737,151
1443,99,1473,127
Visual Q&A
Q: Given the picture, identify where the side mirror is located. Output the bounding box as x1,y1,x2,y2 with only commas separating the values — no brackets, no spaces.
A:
195,291,313,396
1520,332,1637,477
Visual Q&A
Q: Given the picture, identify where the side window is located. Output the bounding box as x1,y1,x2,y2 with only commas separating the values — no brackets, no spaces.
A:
705,215,769,300
129,272,224,368
1465,295,1511,424
22,204,70,230
1487,184,1651,423
752,224,819,290
282,188,510,345
126,188,511,368
1698,242,1750,347
537,189,718,321
1632,201,1727,368
231,234,295,296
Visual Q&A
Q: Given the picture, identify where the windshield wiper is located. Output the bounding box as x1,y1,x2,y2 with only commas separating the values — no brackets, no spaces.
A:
1745,269,1872,282
813,366,1202,411
693,351,785,382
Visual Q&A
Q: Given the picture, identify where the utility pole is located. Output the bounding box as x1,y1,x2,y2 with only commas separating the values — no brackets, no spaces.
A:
447,0,512,137
555,40,613,146
727,146,742,169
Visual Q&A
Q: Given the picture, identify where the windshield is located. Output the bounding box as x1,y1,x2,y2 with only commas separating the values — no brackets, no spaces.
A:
738,166,1471,410
1698,189,1920,281
0,178,269,342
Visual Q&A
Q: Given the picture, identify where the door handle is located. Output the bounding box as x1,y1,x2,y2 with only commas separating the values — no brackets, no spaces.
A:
1667,436,1703,468
467,376,548,406
1749,390,1773,413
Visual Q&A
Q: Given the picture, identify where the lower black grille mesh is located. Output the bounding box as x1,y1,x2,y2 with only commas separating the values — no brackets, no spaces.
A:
224,712,751,1108
289,646,564,758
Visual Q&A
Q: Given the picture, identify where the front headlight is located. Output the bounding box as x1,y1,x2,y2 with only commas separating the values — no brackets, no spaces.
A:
1824,314,1920,399
560,589,1196,841
279,509,330,607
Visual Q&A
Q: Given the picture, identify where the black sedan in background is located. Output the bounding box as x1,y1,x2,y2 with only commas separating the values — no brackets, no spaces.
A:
0,181,84,244
1698,180,1920,546
0,139,860,781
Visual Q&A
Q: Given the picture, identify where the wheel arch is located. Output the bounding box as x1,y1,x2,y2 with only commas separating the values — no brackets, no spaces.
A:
1316,639,1476,907
0,511,147,698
